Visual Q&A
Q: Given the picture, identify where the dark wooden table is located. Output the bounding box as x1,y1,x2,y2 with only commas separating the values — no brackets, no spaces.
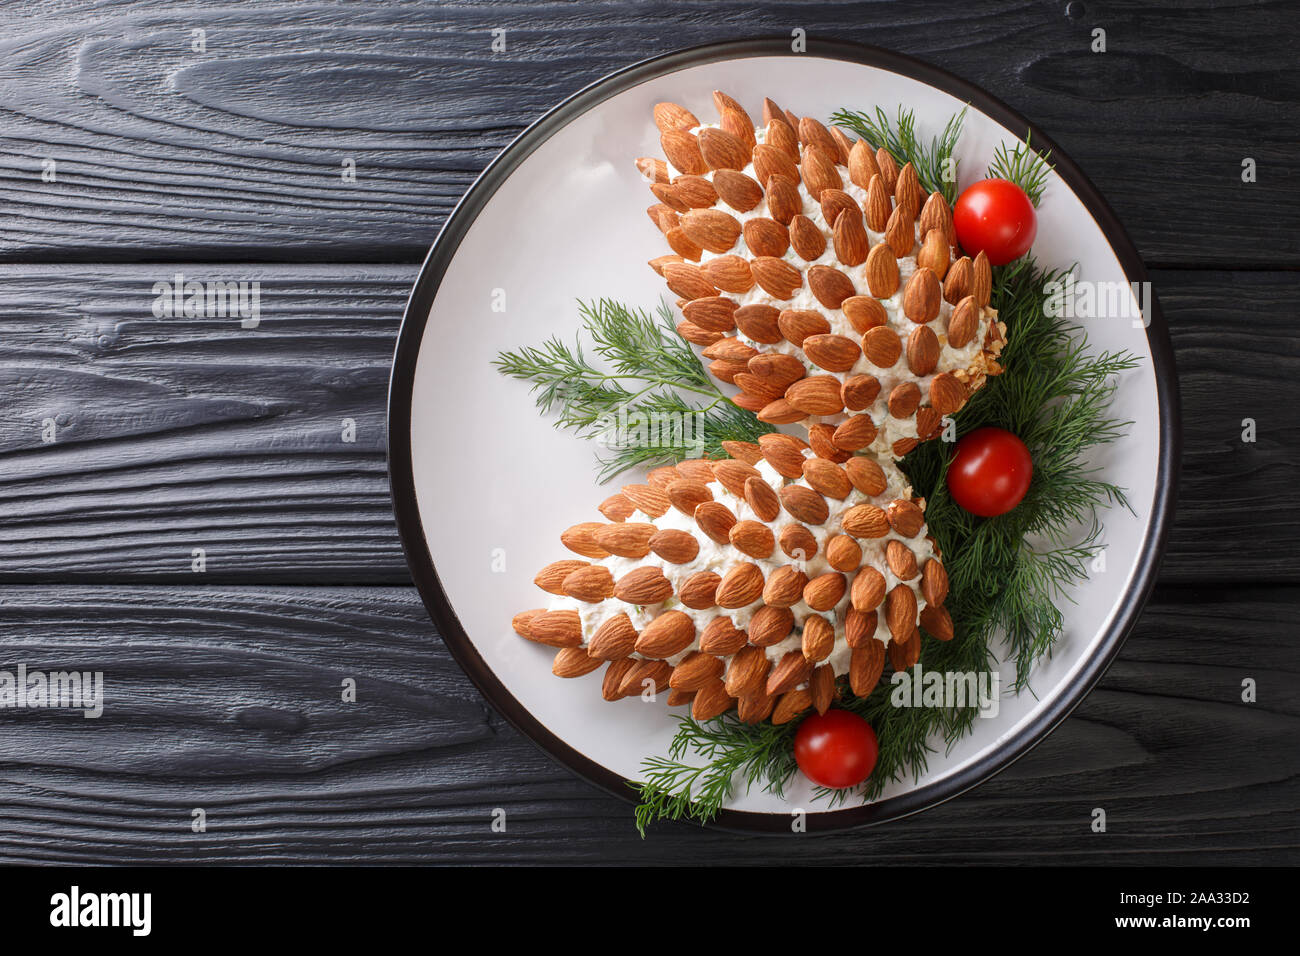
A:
0,0,1295,865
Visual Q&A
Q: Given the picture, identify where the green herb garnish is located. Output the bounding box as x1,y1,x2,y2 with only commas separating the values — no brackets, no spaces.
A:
830,105,967,203
986,133,1054,205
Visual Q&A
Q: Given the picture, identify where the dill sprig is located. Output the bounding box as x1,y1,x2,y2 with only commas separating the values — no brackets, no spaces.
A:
494,298,773,480
830,105,967,203
986,133,1054,205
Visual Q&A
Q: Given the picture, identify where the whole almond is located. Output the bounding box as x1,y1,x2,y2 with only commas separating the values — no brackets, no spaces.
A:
885,584,918,642
653,101,698,132
734,303,783,343
730,520,775,559
681,297,737,334
848,139,881,189
535,559,589,595
764,174,802,223
700,616,748,656
810,663,836,713
766,117,800,158
748,604,795,647
802,457,852,499
614,566,674,605
748,351,807,388
772,687,812,724
832,212,870,266
887,499,926,538
785,375,845,415
650,528,700,564
921,558,949,606
702,336,757,362
702,255,754,294
698,126,750,171
758,434,808,477
694,500,737,544
803,571,847,611
777,309,830,347
753,144,799,187
563,565,615,602
757,398,806,424
665,687,695,707
651,183,688,215
662,262,718,300
884,205,914,257
826,534,863,572
894,162,923,217
907,325,940,376
843,610,873,650
621,483,670,517
636,155,670,183
648,253,684,276
799,145,841,198
674,174,719,208
916,406,942,440
807,265,856,309
903,266,941,323
598,493,634,522
661,128,707,175
862,326,902,368
552,647,603,678
832,414,877,451
875,148,899,191
720,441,762,465
886,539,919,581
676,320,721,346
893,437,920,456
851,566,887,611
743,476,782,522
681,208,741,254
670,651,725,691
802,614,836,662
808,422,850,463
766,650,812,696
842,503,890,539
635,610,696,659
865,243,900,298
763,565,809,608
617,659,673,698
528,610,583,648
780,485,829,525
561,521,609,559
601,658,636,700
920,603,954,641
665,225,703,260
789,214,827,260
512,608,543,639
713,168,764,212
929,372,968,416
919,191,956,246
798,116,840,159
712,459,761,496
845,456,888,496
849,640,885,696
679,570,722,610
864,174,891,231
743,217,789,258
588,613,638,659
751,256,803,299
720,107,757,152
944,256,973,304
842,373,882,410
716,562,765,608
725,645,771,698
803,333,862,373
738,689,776,724
888,381,922,419
947,295,978,348
972,251,992,307
779,523,819,560
829,126,855,164
842,295,887,333
917,228,950,279
820,188,859,226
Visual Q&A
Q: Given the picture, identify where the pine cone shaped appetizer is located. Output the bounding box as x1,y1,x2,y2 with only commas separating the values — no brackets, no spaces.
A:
640,92,1007,459
512,439,953,725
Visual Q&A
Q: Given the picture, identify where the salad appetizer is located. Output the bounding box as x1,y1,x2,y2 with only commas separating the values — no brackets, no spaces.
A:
497,90,1135,833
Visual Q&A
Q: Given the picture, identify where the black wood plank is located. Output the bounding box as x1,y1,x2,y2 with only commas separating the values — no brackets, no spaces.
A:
0,583,1292,864
0,1,1294,266
0,264,1292,584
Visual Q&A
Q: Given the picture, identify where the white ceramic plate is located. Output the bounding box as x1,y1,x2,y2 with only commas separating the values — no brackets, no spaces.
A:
388,39,1179,832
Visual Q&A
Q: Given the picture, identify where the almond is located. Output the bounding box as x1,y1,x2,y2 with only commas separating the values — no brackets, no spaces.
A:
906,325,940,376
766,117,800,158
802,333,862,373
729,520,775,559
621,483,670,517
875,147,899,191
675,320,721,346
703,336,758,365
535,559,589,595
647,466,681,490
560,522,609,559
635,610,696,658
921,559,949,606
920,603,954,642
700,616,748,656
884,205,914,257
675,572,720,612
772,688,813,724
802,457,852,499
587,613,638,659
803,571,846,611
929,372,968,416
846,608,876,648
563,565,614,602
785,374,844,415
845,457,888,497
552,647,603,679
947,295,978,348
614,566,674,605
825,534,863,572
651,185,688,215
747,352,806,390
865,173,891,231
751,256,803,299
702,255,754,294
650,528,700,564
850,640,886,696
619,659,673,698
762,565,809,608
779,523,819,560
807,264,856,309
636,155,670,183
820,188,859,227
893,437,920,457
799,145,841,198
762,97,791,128
682,296,738,333
777,309,830,347
660,128,707,175
865,242,900,298
753,144,799,188
810,663,836,714
848,139,881,189
841,373,881,411
748,604,795,647
919,191,956,245
709,357,748,384
670,651,725,691
842,503,890,539
681,208,741,254
802,615,836,663
763,174,802,223
832,414,877,451
972,251,992,307
743,217,789,258
887,499,926,538
593,522,655,558
648,254,684,276
842,295,887,334
894,161,923,217
757,398,806,424
601,658,636,700
694,500,737,544
766,650,812,696
665,225,703,260
725,645,771,698
739,477,778,523
698,126,750,171
888,381,922,419
653,101,698,132
917,228,950,279
692,681,734,719
758,433,807,478
886,540,919,581
720,441,763,465
733,306,780,343
884,583,917,642
903,267,941,323
716,562,765,609
598,493,634,522
666,687,695,707
808,423,850,463
788,214,826,260
674,174,719,208
712,459,761,496
862,325,902,368
849,567,887,613
826,212,868,268
720,107,757,151
662,261,717,300
712,168,764,212
830,126,856,165
916,406,942,440
889,627,921,672
529,610,583,648
944,256,973,304
780,485,829,525
798,116,840,159
512,608,544,639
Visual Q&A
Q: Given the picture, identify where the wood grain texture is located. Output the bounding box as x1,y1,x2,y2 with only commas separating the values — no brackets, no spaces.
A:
0,0,1293,265
0,584,1292,864
0,264,1291,583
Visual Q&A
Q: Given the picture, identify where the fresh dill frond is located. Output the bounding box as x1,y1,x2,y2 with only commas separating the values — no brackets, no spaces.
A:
830,105,967,203
986,134,1054,205
494,298,774,480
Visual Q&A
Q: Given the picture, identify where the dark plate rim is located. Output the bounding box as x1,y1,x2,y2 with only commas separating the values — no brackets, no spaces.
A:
386,36,1182,834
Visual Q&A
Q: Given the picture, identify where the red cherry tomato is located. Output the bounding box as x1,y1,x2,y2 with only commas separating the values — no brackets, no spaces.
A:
953,178,1037,265
947,426,1034,517
793,709,879,789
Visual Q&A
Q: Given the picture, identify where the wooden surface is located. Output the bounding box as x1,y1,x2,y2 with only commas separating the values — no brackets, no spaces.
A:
0,0,1295,864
